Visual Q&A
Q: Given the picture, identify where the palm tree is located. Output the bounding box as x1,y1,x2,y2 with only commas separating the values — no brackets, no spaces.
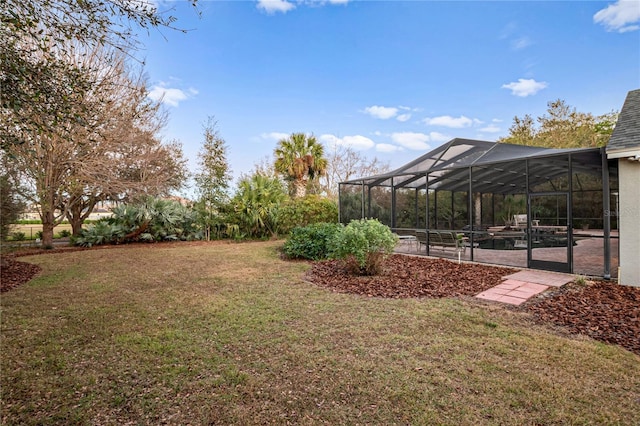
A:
274,133,327,198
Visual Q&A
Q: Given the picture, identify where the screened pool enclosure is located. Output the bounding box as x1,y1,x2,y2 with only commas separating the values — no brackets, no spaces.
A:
339,139,619,278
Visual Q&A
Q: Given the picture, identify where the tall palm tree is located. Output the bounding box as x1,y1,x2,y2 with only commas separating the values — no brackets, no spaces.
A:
274,133,327,198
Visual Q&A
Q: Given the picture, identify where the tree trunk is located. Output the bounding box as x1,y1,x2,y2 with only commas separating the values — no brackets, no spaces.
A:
68,202,84,237
70,216,83,237
474,193,482,227
293,179,307,199
41,210,55,248
40,185,57,248
66,194,98,237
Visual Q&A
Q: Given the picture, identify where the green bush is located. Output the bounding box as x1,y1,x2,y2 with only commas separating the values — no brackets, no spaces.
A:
276,195,338,235
282,222,343,260
74,197,200,247
11,231,26,241
58,230,72,238
74,220,122,247
35,230,43,240
329,219,398,276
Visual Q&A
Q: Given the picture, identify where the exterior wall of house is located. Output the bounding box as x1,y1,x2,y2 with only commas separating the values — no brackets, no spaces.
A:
617,159,640,287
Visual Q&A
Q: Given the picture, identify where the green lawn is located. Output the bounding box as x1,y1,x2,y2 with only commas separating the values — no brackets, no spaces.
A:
1,241,639,425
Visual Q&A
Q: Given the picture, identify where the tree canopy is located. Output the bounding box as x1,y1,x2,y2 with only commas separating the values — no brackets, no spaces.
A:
499,99,618,148
274,133,328,198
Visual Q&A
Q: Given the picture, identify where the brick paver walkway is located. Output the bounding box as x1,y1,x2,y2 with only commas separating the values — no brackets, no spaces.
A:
475,270,574,306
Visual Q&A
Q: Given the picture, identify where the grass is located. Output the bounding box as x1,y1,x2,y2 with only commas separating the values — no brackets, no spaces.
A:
6,224,73,241
1,241,639,425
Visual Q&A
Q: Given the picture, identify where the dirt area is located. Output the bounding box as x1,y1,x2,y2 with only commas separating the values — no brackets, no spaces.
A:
2,250,638,356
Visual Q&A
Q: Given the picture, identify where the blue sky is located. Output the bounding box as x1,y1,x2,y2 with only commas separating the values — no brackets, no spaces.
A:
140,0,640,191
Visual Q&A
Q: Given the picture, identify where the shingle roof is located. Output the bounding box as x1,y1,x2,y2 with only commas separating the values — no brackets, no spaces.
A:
607,89,640,153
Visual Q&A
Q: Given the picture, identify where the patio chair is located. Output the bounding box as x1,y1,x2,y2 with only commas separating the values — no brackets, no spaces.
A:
440,231,466,254
415,230,428,252
427,231,442,250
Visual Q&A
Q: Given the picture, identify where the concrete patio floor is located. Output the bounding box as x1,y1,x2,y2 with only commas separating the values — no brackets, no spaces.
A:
394,234,618,278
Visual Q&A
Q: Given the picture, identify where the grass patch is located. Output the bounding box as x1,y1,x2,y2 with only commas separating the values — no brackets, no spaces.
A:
1,241,639,425
6,224,74,241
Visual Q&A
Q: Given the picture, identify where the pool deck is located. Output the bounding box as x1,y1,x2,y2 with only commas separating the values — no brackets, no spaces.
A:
394,233,618,278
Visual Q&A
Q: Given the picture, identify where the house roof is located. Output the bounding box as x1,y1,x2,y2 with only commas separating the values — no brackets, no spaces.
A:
607,89,640,154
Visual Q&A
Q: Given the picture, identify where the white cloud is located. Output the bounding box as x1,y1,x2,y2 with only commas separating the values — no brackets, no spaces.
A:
479,124,501,133
257,0,296,14
257,0,350,14
363,105,398,120
511,36,532,50
343,135,375,150
391,132,431,150
320,134,375,150
501,78,548,97
422,115,475,128
396,113,411,122
319,134,340,146
147,84,195,107
376,143,402,153
260,132,290,141
499,21,518,39
594,0,640,33
428,132,451,143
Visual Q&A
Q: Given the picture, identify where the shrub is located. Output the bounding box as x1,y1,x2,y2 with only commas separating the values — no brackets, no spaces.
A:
282,222,343,260
11,231,26,241
35,230,43,240
276,195,338,235
58,230,72,238
74,220,121,247
329,219,398,276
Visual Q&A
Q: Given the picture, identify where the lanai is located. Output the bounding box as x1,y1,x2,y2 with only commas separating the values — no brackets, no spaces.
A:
339,138,618,278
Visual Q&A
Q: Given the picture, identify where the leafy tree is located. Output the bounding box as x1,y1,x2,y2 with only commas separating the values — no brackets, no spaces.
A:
499,99,618,148
231,173,287,238
61,55,187,237
194,117,231,240
274,133,328,198
4,44,187,246
0,159,26,241
1,0,198,148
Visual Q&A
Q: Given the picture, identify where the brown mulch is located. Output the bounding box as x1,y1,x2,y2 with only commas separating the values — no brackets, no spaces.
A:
2,250,639,355
1,257,42,293
306,254,640,356
307,255,517,298
524,281,640,355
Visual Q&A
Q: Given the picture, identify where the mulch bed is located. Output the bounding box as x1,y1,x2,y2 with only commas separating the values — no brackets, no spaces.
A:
1,257,42,293
307,255,517,298
524,281,640,355
2,250,639,355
